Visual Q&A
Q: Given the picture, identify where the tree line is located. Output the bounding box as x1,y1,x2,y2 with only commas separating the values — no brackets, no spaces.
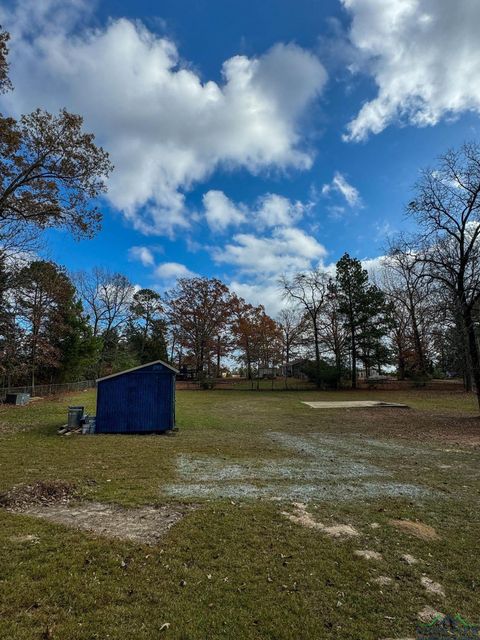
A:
0,240,473,397
1,26,480,406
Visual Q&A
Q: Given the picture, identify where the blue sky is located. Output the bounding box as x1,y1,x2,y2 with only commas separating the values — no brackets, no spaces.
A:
1,0,480,313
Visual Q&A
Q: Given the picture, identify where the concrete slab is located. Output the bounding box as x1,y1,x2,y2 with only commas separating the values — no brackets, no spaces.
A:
302,400,409,409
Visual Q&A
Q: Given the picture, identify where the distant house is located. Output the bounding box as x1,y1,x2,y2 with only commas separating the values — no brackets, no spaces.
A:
177,364,197,381
258,366,282,378
357,367,384,380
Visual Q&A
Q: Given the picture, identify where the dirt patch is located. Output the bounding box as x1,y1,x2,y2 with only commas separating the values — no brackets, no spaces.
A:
0,480,76,509
11,501,196,544
282,503,359,538
324,524,359,538
421,576,445,597
417,605,444,623
283,508,323,531
9,534,40,544
354,549,383,561
389,519,439,540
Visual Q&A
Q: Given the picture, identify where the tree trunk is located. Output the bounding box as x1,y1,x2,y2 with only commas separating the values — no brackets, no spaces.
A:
312,319,321,388
351,330,357,389
462,304,480,409
458,317,473,391
410,308,426,373
334,341,342,377
30,339,36,396
464,366,473,392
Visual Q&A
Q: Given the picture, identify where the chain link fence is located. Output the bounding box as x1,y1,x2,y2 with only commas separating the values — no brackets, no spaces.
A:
176,377,317,391
1,376,464,399
0,380,96,399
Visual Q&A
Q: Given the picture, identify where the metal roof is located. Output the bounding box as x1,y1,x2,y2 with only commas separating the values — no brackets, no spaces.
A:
97,359,179,382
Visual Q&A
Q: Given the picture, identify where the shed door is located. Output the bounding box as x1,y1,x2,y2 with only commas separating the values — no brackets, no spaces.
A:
126,372,172,432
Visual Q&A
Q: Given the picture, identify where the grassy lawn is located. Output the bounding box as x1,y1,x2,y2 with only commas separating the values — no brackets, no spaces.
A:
0,387,479,639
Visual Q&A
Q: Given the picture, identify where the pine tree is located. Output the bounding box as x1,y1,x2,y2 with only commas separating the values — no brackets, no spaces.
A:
336,253,391,388
53,299,101,382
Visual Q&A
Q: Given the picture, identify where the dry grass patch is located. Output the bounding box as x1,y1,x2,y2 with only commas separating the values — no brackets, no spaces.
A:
389,519,439,540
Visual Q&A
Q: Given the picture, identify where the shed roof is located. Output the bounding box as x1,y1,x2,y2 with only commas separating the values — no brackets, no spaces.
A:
97,359,179,383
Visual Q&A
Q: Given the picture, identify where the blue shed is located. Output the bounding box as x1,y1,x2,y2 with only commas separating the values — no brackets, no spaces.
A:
95,360,178,434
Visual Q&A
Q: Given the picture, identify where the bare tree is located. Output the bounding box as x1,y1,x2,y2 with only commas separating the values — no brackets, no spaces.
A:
277,307,305,364
75,268,134,374
75,268,134,337
379,251,436,377
317,284,349,376
75,269,106,338
404,142,480,408
280,269,329,384
99,272,136,336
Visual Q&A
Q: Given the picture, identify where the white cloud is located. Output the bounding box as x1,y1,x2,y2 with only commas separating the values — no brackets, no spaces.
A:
322,254,385,282
327,205,347,220
0,1,327,235
342,0,480,141
128,246,155,267
256,193,307,228
361,255,386,279
203,190,246,232
203,190,310,232
322,171,362,207
229,280,286,316
213,227,326,275
154,262,196,281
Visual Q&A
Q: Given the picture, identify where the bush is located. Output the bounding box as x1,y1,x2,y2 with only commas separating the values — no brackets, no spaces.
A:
301,361,342,390
410,373,429,388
